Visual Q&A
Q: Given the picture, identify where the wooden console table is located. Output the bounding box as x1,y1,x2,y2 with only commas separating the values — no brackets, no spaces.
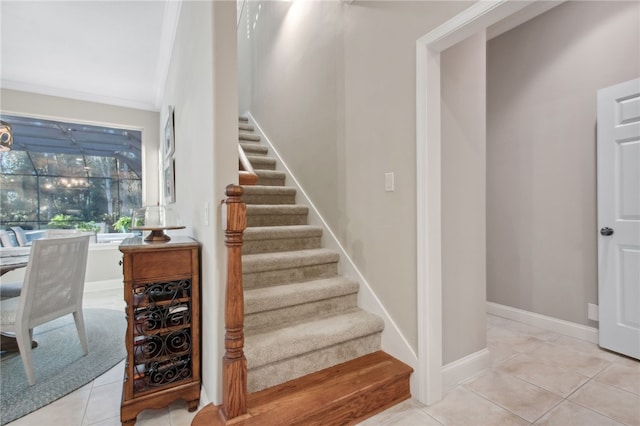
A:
119,236,201,426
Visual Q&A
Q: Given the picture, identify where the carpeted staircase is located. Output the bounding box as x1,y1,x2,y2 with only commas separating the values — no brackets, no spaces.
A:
238,117,386,393
191,118,413,425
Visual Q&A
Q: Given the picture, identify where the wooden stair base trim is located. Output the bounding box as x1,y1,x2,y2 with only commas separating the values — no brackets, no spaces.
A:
191,351,412,426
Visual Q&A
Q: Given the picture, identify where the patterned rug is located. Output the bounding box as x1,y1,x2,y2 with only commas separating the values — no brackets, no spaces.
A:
1,309,126,425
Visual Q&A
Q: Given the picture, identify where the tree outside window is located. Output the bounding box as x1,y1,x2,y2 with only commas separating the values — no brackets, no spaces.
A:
0,115,142,233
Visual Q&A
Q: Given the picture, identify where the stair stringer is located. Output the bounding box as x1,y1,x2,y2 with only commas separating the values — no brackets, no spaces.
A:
243,112,419,393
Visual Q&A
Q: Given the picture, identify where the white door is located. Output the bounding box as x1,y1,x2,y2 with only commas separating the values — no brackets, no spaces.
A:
597,78,640,360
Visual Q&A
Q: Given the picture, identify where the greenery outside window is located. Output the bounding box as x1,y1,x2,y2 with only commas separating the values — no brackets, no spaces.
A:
0,115,142,234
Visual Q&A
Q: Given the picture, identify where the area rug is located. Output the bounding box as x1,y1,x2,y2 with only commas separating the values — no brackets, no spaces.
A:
1,308,126,425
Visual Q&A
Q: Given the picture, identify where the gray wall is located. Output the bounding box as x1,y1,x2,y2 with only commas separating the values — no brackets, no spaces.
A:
487,1,640,326
240,0,472,353
441,32,487,365
160,1,237,403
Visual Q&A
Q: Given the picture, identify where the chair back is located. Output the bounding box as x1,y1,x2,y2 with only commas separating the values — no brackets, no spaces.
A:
0,230,18,247
17,235,90,329
45,229,96,243
11,227,29,246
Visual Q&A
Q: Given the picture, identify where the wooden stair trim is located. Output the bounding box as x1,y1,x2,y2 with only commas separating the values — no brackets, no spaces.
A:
239,145,258,186
191,351,412,426
222,185,249,419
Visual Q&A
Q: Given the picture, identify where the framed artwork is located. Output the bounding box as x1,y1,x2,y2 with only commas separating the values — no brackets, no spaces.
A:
163,105,175,160
164,159,175,204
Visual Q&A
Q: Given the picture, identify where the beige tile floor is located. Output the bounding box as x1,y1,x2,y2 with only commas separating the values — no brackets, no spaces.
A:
6,289,640,426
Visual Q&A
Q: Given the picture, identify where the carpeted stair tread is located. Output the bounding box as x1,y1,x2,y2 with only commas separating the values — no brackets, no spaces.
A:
247,155,276,170
241,143,268,156
239,123,254,131
240,132,261,142
244,277,359,331
242,185,297,205
242,248,339,274
245,309,384,369
239,116,249,122
255,169,286,186
242,185,296,196
245,276,358,315
246,204,309,227
246,204,308,216
243,225,321,254
244,225,322,241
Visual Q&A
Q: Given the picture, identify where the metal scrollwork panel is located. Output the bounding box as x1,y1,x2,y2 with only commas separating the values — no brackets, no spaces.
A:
133,303,191,334
134,329,192,363
133,356,192,393
132,279,192,306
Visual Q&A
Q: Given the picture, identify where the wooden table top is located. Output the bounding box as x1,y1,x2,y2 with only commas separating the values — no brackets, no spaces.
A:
0,247,31,275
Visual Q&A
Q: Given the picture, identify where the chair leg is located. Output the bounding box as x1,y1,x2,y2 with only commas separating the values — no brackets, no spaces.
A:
16,327,36,385
73,310,89,355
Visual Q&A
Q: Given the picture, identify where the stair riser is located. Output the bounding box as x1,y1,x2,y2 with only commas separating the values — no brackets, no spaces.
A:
239,124,254,131
240,134,261,142
243,193,296,205
243,236,321,254
257,176,285,186
247,214,307,227
249,158,276,171
238,139,262,145
245,294,358,332
301,377,411,426
241,145,268,156
248,333,381,393
244,263,338,290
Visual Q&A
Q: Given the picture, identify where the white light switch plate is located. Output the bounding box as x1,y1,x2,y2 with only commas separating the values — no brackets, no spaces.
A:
385,172,395,192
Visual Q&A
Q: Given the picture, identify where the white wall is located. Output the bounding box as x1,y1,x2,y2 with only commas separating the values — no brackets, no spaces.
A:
441,31,487,365
241,0,472,354
487,1,640,327
237,0,251,115
0,89,160,205
160,0,237,404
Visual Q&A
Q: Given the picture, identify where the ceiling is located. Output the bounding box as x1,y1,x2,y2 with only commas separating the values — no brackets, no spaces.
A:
0,0,563,113
0,1,182,111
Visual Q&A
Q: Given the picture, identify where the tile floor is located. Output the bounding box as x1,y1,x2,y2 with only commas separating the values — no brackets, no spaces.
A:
6,289,640,426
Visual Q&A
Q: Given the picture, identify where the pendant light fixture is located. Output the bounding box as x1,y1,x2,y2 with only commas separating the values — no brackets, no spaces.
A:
0,120,13,152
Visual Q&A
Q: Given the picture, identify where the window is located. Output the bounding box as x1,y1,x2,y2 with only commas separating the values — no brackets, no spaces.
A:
0,115,142,233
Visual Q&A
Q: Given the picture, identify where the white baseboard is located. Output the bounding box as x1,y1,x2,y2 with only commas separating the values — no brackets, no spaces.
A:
487,302,598,344
442,348,490,393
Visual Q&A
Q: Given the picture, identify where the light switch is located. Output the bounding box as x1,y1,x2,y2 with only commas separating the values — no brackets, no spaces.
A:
385,172,395,192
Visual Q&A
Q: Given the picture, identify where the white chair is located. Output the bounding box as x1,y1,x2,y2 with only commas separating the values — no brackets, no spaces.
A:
11,226,30,247
0,235,91,385
0,230,18,247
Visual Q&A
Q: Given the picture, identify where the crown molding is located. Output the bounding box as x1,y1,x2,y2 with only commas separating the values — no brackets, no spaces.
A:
1,80,159,112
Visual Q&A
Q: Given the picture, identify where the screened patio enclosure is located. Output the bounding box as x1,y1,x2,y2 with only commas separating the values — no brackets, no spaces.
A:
0,114,142,233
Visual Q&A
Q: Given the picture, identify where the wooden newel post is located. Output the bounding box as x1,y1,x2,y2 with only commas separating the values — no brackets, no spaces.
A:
222,184,248,421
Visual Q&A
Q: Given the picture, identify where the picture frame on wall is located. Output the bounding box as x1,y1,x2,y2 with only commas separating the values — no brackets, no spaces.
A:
163,105,175,160
164,159,175,204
